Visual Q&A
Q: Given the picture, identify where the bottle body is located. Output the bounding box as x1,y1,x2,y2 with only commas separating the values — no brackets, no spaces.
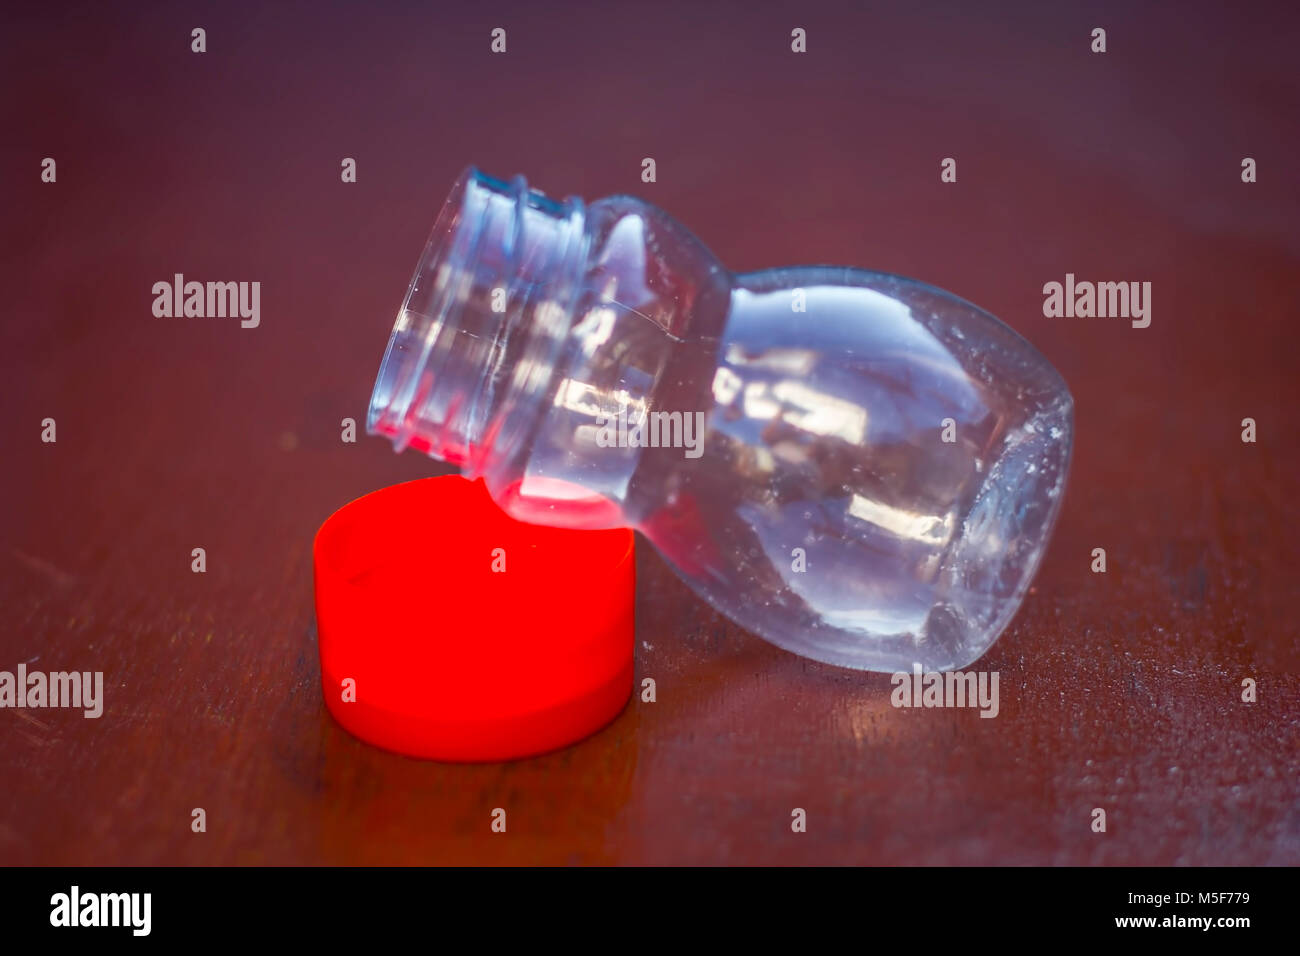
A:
369,168,1073,672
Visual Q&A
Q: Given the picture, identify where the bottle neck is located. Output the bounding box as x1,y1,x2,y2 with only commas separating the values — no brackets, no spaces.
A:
367,168,589,479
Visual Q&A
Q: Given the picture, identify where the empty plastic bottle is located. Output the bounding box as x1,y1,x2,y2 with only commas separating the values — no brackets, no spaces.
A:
368,168,1073,672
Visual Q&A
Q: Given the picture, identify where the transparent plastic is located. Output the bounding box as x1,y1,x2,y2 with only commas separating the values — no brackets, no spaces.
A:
369,168,1073,672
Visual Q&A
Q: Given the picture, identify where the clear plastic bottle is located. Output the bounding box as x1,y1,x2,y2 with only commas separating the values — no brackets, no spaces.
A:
369,168,1073,673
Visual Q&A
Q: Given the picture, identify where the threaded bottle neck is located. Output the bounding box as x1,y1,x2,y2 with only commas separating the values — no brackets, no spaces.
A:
367,168,588,477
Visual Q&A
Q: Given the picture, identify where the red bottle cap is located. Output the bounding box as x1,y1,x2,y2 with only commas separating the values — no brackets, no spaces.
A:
313,476,635,761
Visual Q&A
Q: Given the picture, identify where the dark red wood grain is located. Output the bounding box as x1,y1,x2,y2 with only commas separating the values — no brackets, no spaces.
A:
0,0,1296,865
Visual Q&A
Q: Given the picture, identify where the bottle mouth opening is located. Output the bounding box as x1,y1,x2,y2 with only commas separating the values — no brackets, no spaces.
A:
367,169,475,459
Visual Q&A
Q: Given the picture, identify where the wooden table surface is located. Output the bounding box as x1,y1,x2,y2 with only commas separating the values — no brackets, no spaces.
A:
1,1,1296,865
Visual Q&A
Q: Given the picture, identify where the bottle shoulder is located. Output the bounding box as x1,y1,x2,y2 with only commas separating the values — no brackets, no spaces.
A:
580,195,733,342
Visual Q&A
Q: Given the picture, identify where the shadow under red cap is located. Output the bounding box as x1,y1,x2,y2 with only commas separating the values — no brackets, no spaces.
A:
313,475,635,761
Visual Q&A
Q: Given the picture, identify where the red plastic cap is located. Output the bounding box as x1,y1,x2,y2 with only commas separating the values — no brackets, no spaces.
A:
313,476,635,761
